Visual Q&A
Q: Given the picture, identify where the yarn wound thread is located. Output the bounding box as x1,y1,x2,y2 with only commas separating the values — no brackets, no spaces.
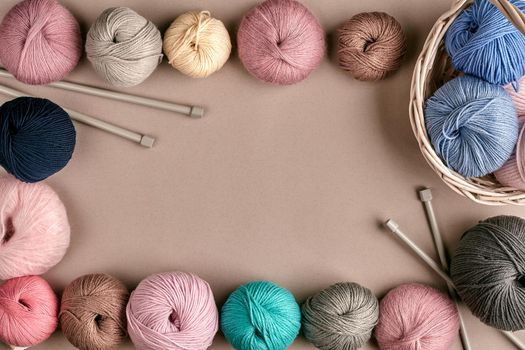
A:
451,215,525,331
163,11,231,78
0,97,76,183
337,12,406,81
301,282,379,350
0,276,59,347
375,283,460,350
494,116,525,190
221,281,301,350
86,7,163,87
0,0,82,85
237,0,325,85
127,272,219,350
424,75,518,178
0,175,70,280
445,0,525,85
60,274,130,350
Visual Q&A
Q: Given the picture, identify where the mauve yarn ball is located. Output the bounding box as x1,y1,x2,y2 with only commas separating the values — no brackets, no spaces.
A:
301,282,379,350
424,75,518,178
0,175,70,280
337,12,406,81
86,7,163,87
0,97,76,183
220,281,301,350
0,276,59,348
494,116,525,190
0,0,82,85
375,283,460,350
237,0,325,85
451,215,525,331
127,272,219,350
60,274,130,350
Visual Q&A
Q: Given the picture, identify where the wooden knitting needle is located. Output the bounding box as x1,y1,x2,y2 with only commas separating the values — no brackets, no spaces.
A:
384,219,525,350
419,188,472,350
0,68,204,119
0,84,155,148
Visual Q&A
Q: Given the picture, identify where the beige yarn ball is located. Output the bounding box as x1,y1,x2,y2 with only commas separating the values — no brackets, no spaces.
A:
163,11,231,78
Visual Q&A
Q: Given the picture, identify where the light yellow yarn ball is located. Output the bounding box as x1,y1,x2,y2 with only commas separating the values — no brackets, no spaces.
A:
163,11,231,78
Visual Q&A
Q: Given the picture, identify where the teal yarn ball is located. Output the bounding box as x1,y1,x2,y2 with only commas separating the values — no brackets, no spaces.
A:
220,281,301,350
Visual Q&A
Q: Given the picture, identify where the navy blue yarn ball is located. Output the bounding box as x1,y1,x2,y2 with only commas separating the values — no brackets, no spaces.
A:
0,97,76,183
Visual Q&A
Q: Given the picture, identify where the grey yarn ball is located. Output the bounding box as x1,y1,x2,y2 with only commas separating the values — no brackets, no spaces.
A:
301,282,379,350
451,215,525,331
86,7,163,87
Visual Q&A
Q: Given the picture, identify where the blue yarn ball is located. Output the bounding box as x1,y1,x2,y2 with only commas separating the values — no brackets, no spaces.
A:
425,75,518,178
0,97,76,183
220,281,301,350
445,0,525,85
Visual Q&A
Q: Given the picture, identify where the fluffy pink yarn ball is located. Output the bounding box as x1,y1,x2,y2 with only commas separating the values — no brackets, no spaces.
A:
495,116,525,190
375,283,460,350
237,0,325,85
0,275,59,347
127,272,219,350
0,175,70,280
0,0,82,85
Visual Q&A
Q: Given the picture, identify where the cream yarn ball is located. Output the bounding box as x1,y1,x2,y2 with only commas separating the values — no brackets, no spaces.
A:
163,11,231,78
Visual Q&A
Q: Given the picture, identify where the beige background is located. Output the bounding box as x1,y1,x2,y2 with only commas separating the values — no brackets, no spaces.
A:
0,0,524,349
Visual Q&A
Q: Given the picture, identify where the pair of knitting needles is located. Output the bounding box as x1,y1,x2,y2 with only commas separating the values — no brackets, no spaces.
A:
384,188,525,350
0,68,205,148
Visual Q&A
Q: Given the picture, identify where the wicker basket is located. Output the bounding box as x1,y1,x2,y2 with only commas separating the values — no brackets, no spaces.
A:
409,0,525,205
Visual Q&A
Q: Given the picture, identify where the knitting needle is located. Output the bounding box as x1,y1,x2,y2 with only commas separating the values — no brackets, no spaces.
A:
384,219,525,350
419,188,472,350
0,84,155,148
0,68,204,119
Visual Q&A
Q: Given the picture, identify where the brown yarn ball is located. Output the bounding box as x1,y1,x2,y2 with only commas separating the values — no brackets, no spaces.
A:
60,274,129,350
337,12,406,81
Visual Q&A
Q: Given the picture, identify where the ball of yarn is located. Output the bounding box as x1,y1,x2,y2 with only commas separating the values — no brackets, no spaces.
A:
237,0,325,85
494,116,525,189
221,281,301,350
86,7,163,87
0,175,70,279
0,276,58,347
163,11,231,78
375,283,459,350
445,0,525,85
301,282,379,350
0,97,76,183
424,75,518,178
60,274,130,350
337,12,406,81
0,0,82,85
127,272,218,350
505,76,525,116
451,215,525,330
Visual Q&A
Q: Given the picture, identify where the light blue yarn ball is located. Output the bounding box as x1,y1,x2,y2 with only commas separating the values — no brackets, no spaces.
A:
425,75,518,178
220,281,301,350
445,0,525,85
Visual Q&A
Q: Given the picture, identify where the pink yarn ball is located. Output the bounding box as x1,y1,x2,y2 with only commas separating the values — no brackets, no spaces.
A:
0,0,82,85
0,275,59,347
505,76,525,116
237,0,325,85
375,283,460,350
0,175,70,280
495,116,525,190
127,272,219,350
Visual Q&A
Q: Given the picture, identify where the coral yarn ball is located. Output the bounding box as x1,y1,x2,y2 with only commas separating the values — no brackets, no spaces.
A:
0,276,59,348
237,0,325,85
375,283,460,349
0,0,82,85
0,175,70,280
